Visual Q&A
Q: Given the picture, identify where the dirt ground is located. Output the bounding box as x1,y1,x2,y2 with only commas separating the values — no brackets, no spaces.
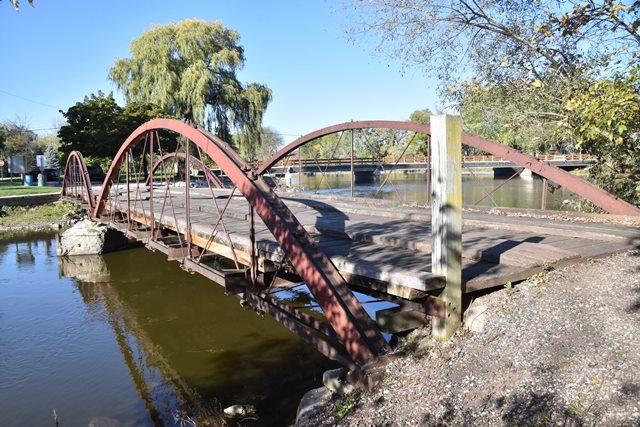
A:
308,250,640,426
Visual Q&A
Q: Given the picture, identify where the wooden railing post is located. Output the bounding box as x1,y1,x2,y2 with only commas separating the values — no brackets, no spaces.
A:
430,114,462,341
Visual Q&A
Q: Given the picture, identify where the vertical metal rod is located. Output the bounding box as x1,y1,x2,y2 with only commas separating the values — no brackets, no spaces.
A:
249,205,257,286
297,147,302,190
126,151,131,230
541,177,548,210
184,137,191,257
149,132,155,239
350,129,355,197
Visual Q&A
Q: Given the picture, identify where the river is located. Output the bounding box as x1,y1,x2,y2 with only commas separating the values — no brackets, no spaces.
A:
297,171,581,211
0,232,336,426
0,175,581,426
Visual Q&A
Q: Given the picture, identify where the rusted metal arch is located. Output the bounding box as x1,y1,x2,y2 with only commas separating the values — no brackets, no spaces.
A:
257,120,640,216
61,150,96,211
145,151,225,188
93,118,390,367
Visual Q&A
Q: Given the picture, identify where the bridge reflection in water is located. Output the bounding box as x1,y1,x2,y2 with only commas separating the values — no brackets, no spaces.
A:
59,246,336,425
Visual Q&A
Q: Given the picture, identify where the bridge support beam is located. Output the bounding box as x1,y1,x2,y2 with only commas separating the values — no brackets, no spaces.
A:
430,115,463,341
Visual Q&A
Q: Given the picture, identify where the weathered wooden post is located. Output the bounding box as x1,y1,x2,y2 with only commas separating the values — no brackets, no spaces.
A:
430,114,462,341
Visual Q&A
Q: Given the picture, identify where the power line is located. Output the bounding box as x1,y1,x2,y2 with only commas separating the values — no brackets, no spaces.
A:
0,88,60,110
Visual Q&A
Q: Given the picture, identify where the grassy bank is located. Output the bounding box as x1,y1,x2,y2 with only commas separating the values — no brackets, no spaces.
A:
0,202,82,229
0,179,61,197
0,186,60,197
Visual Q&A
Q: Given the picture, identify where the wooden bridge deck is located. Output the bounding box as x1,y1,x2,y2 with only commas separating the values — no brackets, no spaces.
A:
101,185,640,300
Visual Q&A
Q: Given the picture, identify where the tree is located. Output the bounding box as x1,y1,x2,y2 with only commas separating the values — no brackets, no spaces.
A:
58,91,171,161
349,0,640,206
1,121,38,169
109,19,272,159
349,1,638,92
5,0,33,11
560,68,640,204
409,109,432,156
255,127,284,161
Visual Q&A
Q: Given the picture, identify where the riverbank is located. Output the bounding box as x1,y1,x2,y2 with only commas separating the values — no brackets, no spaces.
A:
307,249,640,426
0,201,83,235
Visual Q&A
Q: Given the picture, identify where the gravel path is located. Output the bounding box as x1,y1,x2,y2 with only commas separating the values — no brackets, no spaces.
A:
309,250,640,426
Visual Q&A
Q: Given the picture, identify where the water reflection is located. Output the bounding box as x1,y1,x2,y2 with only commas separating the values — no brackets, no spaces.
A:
58,247,336,425
300,172,580,210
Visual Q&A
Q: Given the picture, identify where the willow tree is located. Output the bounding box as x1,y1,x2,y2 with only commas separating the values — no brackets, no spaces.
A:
109,19,271,160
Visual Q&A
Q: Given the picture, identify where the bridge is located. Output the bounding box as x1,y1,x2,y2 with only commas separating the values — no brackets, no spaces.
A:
61,118,640,377
268,153,595,180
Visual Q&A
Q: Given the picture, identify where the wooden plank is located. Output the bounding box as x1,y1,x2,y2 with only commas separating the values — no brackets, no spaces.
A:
476,241,579,267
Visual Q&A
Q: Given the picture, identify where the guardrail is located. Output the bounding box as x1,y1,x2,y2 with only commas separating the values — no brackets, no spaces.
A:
266,153,593,169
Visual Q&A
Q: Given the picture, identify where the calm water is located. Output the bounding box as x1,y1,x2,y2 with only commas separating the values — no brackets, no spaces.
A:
0,175,581,426
0,233,336,426
298,172,580,210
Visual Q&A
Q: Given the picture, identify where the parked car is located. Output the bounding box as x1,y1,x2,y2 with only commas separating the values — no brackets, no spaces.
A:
86,165,106,182
28,168,59,182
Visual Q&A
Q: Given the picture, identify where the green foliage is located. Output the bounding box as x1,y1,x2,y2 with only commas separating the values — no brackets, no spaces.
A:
559,68,640,205
334,394,359,419
1,121,39,170
58,91,172,162
349,0,640,205
457,76,571,154
409,108,431,155
0,202,77,228
109,19,271,160
504,281,519,294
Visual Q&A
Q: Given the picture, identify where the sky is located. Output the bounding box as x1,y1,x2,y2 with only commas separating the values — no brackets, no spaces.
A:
0,0,439,143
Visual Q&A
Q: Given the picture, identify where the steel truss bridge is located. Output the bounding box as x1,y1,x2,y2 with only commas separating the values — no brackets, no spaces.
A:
61,118,640,376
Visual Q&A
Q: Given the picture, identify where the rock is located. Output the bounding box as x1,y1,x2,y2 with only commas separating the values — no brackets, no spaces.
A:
295,387,333,427
223,404,257,418
463,297,490,333
56,219,129,256
323,368,354,395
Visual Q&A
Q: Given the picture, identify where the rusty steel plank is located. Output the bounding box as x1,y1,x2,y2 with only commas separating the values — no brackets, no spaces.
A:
92,118,391,366
256,120,640,216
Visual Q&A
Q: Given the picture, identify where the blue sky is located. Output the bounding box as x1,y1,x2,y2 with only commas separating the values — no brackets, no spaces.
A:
0,0,439,143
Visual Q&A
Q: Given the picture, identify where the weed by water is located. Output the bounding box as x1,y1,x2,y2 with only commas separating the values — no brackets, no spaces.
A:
334,394,359,419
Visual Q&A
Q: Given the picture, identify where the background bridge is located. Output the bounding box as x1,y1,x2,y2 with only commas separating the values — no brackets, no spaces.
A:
61,117,640,372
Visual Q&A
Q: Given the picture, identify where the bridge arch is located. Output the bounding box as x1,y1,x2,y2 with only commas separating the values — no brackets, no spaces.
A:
61,150,97,211
145,151,225,188
258,120,640,216
90,118,389,367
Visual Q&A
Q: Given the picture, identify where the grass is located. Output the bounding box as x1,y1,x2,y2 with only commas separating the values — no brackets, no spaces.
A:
0,202,81,227
0,185,60,197
0,179,61,197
